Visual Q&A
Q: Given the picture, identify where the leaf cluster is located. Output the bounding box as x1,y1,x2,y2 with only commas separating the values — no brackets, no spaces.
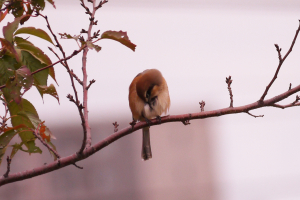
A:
0,1,58,167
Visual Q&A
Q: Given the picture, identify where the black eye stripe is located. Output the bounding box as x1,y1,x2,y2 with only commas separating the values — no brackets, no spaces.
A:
146,85,155,99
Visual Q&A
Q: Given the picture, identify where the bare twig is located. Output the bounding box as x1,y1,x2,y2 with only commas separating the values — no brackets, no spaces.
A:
246,111,264,118
86,79,96,90
112,122,119,132
260,20,300,101
38,13,89,154
272,95,300,109
199,100,205,112
226,76,233,107
71,70,83,85
3,156,11,178
96,0,108,10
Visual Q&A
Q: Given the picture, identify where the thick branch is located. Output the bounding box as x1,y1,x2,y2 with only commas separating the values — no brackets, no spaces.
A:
1,83,300,186
79,0,98,153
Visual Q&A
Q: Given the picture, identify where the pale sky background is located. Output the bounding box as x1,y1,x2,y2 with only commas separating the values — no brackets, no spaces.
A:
1,0,300,199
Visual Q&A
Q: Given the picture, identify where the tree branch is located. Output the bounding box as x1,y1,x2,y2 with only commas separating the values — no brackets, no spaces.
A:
259,20,300,101
1,83,300,186
78,0,98,154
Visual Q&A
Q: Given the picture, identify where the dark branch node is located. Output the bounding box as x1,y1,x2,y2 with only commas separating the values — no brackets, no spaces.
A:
81,29,88,34
113,121,119,132
182,120,191,125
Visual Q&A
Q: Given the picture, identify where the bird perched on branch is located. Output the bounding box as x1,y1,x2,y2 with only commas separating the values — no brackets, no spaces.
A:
129,69,170,160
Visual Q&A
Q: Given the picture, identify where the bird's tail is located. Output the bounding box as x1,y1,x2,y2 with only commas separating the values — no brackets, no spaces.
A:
142,126,152,160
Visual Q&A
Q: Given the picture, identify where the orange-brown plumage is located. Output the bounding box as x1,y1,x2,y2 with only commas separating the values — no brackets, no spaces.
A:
128,69,170,160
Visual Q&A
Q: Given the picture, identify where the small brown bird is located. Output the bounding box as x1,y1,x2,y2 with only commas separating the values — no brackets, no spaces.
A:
129,69,170,160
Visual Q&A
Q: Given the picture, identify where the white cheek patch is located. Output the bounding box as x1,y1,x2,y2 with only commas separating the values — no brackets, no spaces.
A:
142,89,170,119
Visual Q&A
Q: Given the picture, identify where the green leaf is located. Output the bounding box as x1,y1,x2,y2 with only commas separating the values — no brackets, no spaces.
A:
0,129,18,166
5,77,22,104
6,98,42,154
17,111,55,140
15,36,52,65
35,84,59,103
15,27,54,45
101,30,136,51
86,41,102,52
32,0,45,10
0,54,19,85
21,51,49,97
16,65,33,92
11,1,24,18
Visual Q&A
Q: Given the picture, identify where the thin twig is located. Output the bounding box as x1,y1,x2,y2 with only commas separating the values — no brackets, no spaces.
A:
39,13,89,154
272,95,300,109
226,76,233,107
3,156,11,178
112,122,119,132
71,70,83,85
246,111,264,118
86,79,95,90
199,100,205,112
260,20,300,101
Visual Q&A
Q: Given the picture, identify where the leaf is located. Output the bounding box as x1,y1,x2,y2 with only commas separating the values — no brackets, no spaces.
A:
15,36,52,65
32,0,45,10
101,30,136,51
17,111,55,141
46,0,56,8
0,129,18,166
0,54,19,85
59,33,80,40
21,51,49,97
16,65,33,93
48,66,57,84
35,84,59,103
15,27,54,45
11,1,24,18
5,77,22,104
3,16,21,43
6,98,42,154
86,41,102,52
20,4,33,25
0,38,20,61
